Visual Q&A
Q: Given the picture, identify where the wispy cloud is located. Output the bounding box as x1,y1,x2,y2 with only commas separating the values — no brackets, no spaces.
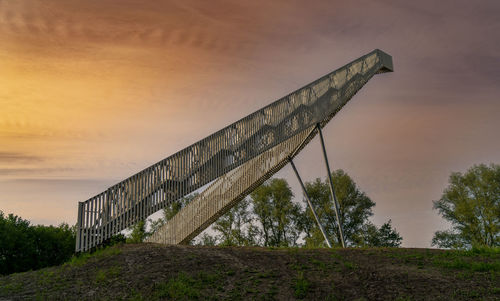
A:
0,152,44,163
0,167,76,176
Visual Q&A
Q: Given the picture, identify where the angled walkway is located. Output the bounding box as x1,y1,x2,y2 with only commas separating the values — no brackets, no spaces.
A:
76,49,393,252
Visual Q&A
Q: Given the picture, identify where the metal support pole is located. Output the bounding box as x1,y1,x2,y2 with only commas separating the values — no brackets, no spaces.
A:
317,123,346,248
289,158,332,248
75,202,83,252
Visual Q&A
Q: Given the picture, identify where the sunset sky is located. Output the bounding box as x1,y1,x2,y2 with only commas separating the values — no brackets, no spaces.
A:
1,0,499,247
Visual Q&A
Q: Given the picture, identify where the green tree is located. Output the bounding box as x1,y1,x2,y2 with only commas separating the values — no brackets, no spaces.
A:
212,198,258,246
196,232,218,246
0,212,33,274
163,194,195,221
432,163,500,249
102,233,126,247
148,193,197,236
127,220,148,243
302,170,400,247
32,223,76,268
251,178,302,247
0,211,75,275
356,220,402,247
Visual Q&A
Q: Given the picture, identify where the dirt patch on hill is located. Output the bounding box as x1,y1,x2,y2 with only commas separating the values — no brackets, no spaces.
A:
0,244,498,300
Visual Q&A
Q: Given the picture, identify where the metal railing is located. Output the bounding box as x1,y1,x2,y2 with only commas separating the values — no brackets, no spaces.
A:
76,49,393,252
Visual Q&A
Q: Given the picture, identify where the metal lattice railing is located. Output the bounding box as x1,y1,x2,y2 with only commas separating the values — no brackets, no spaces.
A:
76,49,393,252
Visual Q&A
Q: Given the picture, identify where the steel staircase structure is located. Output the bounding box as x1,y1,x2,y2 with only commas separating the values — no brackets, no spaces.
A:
76,49,393,252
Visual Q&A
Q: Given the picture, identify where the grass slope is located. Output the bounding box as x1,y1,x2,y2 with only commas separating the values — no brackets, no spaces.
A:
0,243,498,300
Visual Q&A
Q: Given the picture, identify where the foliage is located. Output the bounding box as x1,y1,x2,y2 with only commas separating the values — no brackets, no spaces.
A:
301,170,399,247
431,246,500,272
355,220,403,247
126,194,199,244
153,271,222,300
129,171,401,248
212,198,258,246
0,211,75,275
293,271,310,299
431,230,468,249
147,193,197,238
95,266,122,284
148,218,165,237
127,220,149,243
164,194,196,221
31,223,76,268
251,179,302,247
195,171,401,248
66,245,122,267
432,163,500,249
196,233,218,246
154,273,201,300
102,233,126,248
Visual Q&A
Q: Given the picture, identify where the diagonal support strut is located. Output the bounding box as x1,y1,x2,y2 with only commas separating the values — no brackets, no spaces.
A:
317,123,346,248
289,158,332,248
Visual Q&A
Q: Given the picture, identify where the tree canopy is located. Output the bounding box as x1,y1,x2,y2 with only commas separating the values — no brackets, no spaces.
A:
432,163,500,249
301,170,401,247
212,198,257,246
356,220,403,248
251,179,302,247
302,170,375,247
193,171,402,248
0,211,75,275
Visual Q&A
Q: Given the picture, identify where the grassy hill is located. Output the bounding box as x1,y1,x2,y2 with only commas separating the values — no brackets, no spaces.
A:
0,243,498,300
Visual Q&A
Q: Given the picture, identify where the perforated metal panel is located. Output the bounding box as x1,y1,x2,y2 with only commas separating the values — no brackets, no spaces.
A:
75,49,393,252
